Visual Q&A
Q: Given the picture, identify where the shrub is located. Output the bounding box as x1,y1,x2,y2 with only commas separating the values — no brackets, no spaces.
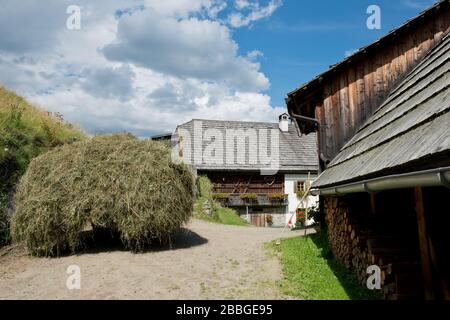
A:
197,175,213,198
11,134,195,256
307,203,321,224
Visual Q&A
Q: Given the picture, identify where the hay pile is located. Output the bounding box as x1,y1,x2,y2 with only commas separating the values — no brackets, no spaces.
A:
11,134,195,256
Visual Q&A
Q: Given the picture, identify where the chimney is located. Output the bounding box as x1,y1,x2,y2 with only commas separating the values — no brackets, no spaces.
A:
279,113,290,132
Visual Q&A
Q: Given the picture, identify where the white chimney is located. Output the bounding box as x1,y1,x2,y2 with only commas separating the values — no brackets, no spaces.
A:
279,113,290,132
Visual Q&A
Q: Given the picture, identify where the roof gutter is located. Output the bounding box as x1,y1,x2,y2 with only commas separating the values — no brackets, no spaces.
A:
310,166,450,196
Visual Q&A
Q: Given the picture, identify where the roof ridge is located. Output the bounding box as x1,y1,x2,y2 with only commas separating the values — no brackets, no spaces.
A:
187,118,279,125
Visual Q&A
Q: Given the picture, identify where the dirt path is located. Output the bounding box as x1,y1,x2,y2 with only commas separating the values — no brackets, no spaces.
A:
0,220,314,300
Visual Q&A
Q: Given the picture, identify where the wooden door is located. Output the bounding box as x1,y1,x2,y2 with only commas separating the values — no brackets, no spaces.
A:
251,214,266,227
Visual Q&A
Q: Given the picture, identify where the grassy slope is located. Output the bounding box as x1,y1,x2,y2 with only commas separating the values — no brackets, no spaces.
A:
194,197,248,226
270,231,382,300
0,86,85,245
215,206,248,226
194,176,248,227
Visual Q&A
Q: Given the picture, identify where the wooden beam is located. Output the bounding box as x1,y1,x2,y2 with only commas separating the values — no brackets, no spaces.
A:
370,193,377,215
414,187,434,300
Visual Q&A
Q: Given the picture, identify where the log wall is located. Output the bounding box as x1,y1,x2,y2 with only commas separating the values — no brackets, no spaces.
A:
324,192,424,299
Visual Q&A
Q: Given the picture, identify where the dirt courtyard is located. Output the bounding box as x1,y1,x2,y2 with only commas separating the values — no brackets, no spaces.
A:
0,220,313,300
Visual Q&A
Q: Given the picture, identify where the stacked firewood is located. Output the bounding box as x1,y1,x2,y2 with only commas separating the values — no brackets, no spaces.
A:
325,196,422,300
324,197,353,268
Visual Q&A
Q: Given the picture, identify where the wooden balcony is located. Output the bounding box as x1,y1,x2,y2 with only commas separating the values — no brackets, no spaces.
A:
213,193,289,208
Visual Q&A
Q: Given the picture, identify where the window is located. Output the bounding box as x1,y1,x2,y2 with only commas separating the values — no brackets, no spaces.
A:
297,181,306,194
295,181,308,198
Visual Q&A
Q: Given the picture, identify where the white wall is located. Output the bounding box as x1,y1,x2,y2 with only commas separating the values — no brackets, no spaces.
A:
284,173,319,227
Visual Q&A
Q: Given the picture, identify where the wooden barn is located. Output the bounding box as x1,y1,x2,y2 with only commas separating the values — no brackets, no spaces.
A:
286,1,450,299
175,114,319,227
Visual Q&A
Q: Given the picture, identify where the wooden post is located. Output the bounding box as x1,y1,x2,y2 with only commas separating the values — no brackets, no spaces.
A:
370,193,377,215
414,187,434,300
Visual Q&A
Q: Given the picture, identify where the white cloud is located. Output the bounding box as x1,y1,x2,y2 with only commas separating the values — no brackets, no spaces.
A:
80,65,135,101
247,50,264,60
31,77,284,137
0,0,283,137
102,8,269,91
228,0,282,28
0,0,67,54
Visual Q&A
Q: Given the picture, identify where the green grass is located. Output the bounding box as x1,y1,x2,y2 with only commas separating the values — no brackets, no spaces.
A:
0,86,85,247
0,86,85,190
194,197,248,227
270,231,382,300
214,206,248,226
194,175,248,227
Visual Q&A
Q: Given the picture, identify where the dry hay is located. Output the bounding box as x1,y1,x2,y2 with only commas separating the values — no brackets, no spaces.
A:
11,134,195,256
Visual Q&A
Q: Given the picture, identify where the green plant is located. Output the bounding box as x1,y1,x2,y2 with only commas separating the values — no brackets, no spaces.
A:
0,86,85,248
194,198,247,226
11,134,195,256
240,193,257,200
267,193,286,201
271,231,382,300
212,193,230,200
298,207,307,220
307,203,321,224
197,175,213,198
214,205,248,226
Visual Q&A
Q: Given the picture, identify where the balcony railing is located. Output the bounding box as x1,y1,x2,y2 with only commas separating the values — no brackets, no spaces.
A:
213,193,289,207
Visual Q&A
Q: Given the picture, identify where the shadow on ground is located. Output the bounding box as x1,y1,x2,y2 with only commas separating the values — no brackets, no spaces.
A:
309,230,382,300
63,227,209,256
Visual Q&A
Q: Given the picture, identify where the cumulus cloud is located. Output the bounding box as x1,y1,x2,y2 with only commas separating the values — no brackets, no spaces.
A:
0,0,67,54
0,0,283,137
102,8,269,91
31,79,284,137
80,65,135,101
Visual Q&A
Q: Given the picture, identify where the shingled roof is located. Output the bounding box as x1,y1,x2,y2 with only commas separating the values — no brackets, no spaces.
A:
313,33,450,188
177,118,318,173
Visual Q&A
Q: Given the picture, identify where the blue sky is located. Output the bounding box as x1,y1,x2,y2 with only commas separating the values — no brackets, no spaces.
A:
232,0,438,106
0,0,439,136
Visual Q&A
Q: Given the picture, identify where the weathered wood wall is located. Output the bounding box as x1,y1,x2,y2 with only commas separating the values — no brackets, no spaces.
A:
289,4,450,165
319,13,450,161
203,171,284,194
